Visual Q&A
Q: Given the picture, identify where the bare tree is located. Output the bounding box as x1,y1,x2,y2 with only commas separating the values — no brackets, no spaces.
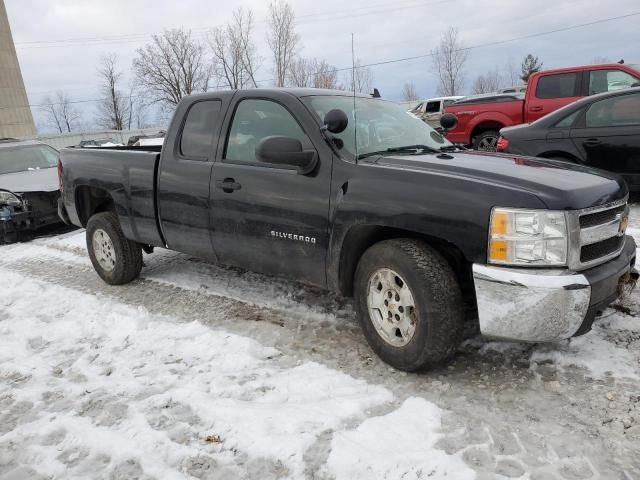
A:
504,57,520,86
288,57,313,87
288,57,339,89
402,82,420,101
312,60,339,89
133,28,211,106
471,69,504,94
431,27,468,96
96,54,128,130
266,0,299,87
344,58,373,93
40,91,81,133
209,8,260,89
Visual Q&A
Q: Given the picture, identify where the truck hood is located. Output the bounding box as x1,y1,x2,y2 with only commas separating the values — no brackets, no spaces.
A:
371,150,626,210
0,167,59,194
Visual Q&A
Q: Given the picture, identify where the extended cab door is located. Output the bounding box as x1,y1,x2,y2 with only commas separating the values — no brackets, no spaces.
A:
157,95,231,260
570,91,640,186
209,91,332,287
526,71,582,122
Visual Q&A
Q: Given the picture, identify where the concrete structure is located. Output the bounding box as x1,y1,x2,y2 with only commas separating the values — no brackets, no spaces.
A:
0,0,36,138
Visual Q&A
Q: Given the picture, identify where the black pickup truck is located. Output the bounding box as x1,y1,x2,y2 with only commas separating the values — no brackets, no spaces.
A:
58,88,637,371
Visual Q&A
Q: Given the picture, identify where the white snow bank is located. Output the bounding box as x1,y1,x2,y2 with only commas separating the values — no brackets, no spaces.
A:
0,269,391,478
326,397,475,480
529,313,639,380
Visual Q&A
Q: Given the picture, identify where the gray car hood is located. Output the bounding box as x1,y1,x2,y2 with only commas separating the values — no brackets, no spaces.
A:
0,167,59,194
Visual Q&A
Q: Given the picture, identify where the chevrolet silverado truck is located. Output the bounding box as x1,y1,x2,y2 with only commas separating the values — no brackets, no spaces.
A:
445,63,640,150
58,88,638,372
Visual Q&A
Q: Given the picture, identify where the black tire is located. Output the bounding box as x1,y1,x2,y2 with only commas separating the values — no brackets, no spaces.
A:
473,130,500,151
86,212,142,285
354,239,463,372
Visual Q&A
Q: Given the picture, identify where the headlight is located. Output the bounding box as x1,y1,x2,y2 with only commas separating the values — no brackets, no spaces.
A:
0,191,22,207
488,207,567,266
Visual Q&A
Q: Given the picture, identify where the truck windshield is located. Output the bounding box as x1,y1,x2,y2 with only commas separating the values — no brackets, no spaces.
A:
302,95,453,159
0,145,59,175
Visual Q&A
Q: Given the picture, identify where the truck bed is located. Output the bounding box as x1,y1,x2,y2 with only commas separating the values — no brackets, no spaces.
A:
59,147,164,246
444,94,525,145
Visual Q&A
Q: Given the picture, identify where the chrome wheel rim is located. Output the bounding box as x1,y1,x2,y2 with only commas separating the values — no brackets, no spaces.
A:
92,228,116,272
478,135,498,151
366,268,417,347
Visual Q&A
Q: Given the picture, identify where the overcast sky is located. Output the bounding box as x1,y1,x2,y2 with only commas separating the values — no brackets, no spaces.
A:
5,0,640,132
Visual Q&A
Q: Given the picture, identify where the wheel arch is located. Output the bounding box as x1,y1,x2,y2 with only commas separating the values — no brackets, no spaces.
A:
335,224,473,299
471,121,505,143
74,185,116,227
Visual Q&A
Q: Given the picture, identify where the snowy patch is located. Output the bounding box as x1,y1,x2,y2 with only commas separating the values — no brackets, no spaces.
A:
326,397,475,480
529,312,640,380
0,269,392,478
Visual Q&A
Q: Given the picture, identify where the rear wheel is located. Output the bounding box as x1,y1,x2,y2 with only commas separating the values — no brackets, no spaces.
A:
86,212,142,285
354,239,463,371
473,130,500,152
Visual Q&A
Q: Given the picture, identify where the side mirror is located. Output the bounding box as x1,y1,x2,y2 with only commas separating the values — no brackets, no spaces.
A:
439,113,458,131
255,136,317,175
323,109,349,134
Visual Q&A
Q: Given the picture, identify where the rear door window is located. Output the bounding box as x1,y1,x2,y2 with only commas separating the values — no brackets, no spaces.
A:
535,73,578,99
554,109,581,128
588,69,640,95
425,101,440,113
180,100,222,160
585,93,640,128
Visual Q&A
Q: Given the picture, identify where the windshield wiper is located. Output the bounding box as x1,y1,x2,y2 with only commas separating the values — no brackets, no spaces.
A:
357,144,438,160
437,145,461,152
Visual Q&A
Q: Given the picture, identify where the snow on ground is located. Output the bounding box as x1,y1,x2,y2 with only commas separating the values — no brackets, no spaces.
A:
326,397,475,480
1,203,640,478
0,268,399,479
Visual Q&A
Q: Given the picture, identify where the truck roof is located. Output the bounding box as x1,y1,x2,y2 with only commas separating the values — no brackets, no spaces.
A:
187,88,376,101
531,63,640,77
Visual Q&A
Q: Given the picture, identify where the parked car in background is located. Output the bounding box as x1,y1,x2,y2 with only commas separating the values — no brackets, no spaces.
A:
127,131,166,146
498,85,527,94
444,63,640,150
79,138,124,148
410,96,465,128
0,139,64,244
497,87,640,190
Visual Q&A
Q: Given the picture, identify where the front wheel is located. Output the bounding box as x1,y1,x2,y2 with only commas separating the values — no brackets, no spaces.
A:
86,212,142,285
473,130,500,151
354,239,463,371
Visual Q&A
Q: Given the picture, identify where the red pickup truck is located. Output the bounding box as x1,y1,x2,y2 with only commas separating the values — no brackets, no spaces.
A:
444,63,640,150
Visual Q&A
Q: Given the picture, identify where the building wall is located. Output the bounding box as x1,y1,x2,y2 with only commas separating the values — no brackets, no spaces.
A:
0,0,36,138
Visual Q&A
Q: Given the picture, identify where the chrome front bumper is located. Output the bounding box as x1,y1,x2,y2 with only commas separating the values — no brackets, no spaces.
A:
472,236,637,342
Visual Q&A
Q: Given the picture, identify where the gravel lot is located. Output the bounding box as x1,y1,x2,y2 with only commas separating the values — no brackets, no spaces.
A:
1,206,639,479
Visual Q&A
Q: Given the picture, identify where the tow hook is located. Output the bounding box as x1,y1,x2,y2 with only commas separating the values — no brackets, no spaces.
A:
618,268,639,301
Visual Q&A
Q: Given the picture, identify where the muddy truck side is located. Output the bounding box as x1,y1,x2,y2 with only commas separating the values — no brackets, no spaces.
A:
58,88,638,372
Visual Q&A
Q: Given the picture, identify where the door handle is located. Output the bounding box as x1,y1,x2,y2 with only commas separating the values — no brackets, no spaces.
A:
583,138,602,146
216,178,242,193
530,106,543,112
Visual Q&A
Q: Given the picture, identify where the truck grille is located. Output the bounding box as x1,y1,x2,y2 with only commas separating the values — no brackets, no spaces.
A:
579,204,626,229
580,236,625,263
575,199,628,269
